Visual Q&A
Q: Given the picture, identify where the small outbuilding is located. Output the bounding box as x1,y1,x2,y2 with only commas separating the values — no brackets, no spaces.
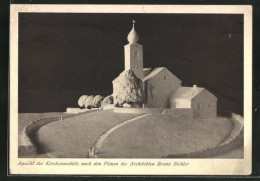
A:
170,85,218,119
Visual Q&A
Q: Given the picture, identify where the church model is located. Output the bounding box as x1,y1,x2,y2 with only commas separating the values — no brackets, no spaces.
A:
112,21,217,119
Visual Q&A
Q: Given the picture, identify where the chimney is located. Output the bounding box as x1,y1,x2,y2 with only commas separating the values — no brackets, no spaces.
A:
193,85,197,88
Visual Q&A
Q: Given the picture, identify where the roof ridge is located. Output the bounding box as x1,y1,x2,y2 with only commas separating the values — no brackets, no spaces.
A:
172,86,205,100
142,67,166,82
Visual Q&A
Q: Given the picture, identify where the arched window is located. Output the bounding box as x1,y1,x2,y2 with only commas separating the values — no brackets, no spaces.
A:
134,51,139,58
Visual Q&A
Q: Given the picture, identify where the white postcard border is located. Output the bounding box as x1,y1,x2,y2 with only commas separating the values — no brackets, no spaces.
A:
9,4,252,175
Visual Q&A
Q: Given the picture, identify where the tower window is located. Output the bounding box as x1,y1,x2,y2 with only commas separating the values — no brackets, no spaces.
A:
134,51,139,58
164,75,167,80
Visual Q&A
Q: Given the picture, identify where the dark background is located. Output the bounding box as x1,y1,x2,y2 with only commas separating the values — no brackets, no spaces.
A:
18,13,244,114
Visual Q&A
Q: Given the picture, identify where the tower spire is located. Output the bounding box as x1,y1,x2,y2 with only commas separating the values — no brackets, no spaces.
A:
124,20,143,79
127,20,139,44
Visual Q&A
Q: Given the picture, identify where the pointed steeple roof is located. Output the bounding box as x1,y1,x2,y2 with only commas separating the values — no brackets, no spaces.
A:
127,20,139,44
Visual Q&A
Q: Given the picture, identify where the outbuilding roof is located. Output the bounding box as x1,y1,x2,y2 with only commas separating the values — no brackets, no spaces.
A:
171,86,205,100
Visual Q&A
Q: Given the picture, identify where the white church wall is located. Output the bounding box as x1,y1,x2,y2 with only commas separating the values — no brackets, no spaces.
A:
112,83,118,104
145,69,181,108
112,83,117,96
124,43,143,79
170,98,191,108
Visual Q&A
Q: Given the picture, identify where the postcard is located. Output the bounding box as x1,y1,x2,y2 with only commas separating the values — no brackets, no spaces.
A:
9,4,252,175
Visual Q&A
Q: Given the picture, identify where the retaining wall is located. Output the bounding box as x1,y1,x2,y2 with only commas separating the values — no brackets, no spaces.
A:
66,107,100,114
113,107,164,114
221,113,243,144
102,104,114,110
163,108,193,118
19,117,58,156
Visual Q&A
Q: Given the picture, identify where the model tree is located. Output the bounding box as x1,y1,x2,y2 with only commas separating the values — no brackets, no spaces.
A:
92,95,104,108
78,95,88,108
101,95,114,107
113,69,143,107
84,95,94,109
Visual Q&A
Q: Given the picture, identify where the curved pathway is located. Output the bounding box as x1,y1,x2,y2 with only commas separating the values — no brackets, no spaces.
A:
37,110,143,158
89,113,151,157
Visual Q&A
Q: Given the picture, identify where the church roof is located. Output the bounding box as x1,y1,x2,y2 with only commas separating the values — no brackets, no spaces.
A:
142,67,165,82
171,86,205,100
143,68,152,78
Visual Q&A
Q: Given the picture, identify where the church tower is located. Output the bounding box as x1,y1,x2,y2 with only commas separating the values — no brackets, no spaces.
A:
124,20,143,80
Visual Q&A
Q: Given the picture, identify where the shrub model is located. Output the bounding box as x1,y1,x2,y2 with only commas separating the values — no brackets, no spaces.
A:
101,95,114,107
78,95,88,108
113,69,143,107
92,95,104,108
84,95,94,109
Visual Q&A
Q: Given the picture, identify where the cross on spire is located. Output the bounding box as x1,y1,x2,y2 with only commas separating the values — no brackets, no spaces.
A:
133,20,136,26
